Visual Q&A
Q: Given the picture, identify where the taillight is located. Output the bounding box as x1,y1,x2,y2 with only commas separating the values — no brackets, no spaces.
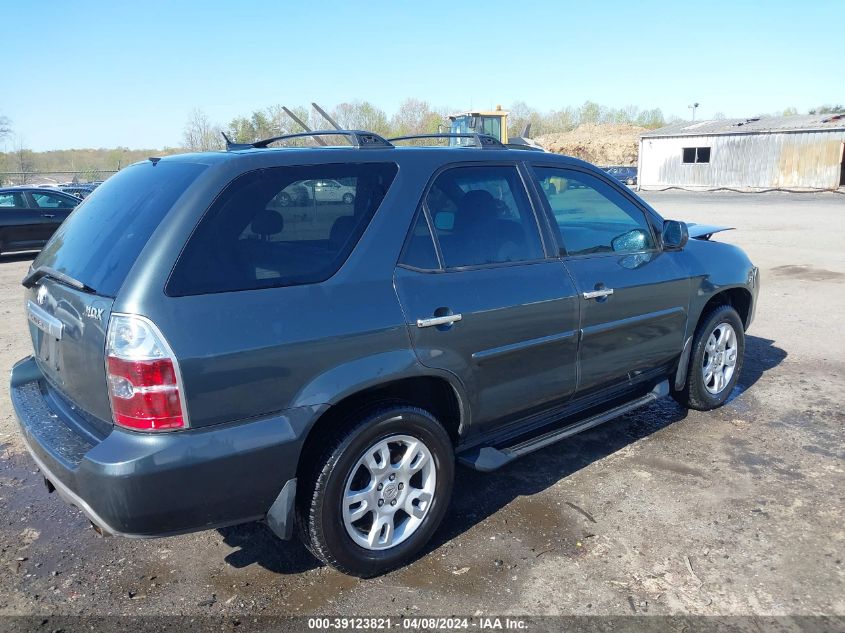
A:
105,314,188,431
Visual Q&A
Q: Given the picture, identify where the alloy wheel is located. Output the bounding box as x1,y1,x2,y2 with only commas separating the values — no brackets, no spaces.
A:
341,434,436,551
702,322,738,394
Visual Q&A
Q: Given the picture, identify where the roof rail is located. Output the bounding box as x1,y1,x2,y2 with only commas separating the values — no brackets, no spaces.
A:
388,133,506,149
222,130,393,151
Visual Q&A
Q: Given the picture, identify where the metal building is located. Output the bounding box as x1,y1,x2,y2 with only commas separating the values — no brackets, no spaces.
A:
638,114,845,191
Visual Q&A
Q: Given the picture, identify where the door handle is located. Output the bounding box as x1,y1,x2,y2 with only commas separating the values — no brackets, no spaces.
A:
582,288,614,300
42,214,55,218
417,314,462,328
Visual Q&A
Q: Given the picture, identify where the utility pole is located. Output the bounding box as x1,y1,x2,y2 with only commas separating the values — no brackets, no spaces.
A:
688,102,700,121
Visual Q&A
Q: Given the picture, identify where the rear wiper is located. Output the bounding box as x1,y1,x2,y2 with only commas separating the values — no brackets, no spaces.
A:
22,266,96,293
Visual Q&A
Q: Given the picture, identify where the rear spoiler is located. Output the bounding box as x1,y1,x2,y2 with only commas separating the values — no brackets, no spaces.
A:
686,223,734,240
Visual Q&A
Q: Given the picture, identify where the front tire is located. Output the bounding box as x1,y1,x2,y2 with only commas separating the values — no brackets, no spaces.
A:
673,304,745,411
297,405,454,577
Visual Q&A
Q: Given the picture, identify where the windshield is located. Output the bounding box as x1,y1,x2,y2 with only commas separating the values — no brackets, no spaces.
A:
32,161,207,297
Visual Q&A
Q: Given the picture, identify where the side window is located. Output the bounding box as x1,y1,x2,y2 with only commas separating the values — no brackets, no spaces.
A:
532,167,655,256
31,192,76,209
168,162,398,296
400,211,440,270
0,192,25,207
425,165,544,268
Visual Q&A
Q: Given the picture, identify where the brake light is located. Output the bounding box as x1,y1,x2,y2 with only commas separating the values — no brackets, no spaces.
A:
105,314,187,431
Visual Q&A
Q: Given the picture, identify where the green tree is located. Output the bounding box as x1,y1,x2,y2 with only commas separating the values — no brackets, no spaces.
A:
390,98,442,136
808,104,845,114
542,107,576,134
577,101,604,125
635,108,666,129
331,101,389,136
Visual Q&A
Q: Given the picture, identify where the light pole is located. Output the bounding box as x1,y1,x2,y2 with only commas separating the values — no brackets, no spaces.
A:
688,102,700,121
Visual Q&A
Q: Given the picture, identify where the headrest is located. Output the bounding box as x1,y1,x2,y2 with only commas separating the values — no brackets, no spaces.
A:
455,189,497,232
251,210,284,237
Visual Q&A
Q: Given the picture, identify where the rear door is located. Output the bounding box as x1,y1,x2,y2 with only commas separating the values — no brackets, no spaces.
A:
26,191,78,241
0,190,39,249
394,164,580,436
530,165,690,396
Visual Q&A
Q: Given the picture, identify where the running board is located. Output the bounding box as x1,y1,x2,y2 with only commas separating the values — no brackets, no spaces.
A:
458,380,669,472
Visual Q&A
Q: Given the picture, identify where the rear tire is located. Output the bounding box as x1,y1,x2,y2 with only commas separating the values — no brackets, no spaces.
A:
297,405,454,577
673,304,745,411
342,192,355,205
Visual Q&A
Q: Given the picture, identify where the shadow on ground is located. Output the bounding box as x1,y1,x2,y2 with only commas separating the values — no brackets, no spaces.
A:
219,335,787,574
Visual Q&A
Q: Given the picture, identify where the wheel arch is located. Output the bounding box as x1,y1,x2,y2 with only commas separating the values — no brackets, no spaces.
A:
699,286,753,330
675,286,752,391
292,356,468,482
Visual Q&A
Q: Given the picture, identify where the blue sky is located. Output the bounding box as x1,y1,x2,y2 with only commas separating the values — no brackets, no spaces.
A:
2,0,842,151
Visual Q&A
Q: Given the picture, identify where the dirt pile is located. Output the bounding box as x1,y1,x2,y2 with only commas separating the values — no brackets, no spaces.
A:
536,123,645,166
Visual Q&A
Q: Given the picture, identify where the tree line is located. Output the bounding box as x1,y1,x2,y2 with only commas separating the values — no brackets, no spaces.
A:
182,99,680,152
183,99,845,153
0,101,841,179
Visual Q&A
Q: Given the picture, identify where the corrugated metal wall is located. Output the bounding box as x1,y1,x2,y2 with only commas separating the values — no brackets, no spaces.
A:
639,131,845,190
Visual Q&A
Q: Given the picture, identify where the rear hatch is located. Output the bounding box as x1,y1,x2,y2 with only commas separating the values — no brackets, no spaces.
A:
22,160,207,427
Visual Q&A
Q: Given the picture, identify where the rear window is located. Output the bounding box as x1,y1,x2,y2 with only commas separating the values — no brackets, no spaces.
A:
33,161,207,297
167,162,398,296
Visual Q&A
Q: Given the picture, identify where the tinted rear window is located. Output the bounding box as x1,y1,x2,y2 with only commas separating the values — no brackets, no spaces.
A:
33,161,206,297
167,162,398,296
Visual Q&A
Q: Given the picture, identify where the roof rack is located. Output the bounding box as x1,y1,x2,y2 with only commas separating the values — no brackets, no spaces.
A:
222,130,393,151
388,133,506,149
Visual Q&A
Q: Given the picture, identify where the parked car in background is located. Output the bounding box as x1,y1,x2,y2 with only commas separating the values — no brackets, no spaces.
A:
0,187,80,255
277,178,356,206
11,132,758,577
604,166,638,185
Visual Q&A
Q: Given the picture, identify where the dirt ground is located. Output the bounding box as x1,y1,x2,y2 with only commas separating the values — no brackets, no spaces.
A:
0,191,842,620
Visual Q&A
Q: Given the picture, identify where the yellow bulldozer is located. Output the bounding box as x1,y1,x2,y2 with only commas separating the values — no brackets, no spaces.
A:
447,105,541,149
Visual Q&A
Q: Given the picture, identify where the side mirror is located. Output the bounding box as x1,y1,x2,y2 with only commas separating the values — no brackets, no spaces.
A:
662,220,689,250
611,228,649,253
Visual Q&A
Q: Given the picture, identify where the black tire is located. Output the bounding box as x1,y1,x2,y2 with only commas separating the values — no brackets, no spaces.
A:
673,304,745,411
342,192,355,205
297,405,454,577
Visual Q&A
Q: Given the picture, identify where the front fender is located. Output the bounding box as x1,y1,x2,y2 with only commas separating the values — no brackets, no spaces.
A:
681,239,757,329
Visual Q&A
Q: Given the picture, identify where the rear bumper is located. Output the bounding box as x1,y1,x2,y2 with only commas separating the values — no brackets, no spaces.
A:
10,356,320,539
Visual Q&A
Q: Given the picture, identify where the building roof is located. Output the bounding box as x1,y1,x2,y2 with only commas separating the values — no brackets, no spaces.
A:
641,114,845,138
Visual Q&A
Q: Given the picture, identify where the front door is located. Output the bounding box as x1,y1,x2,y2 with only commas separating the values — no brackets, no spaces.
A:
394,164,580,435
531,166,690,396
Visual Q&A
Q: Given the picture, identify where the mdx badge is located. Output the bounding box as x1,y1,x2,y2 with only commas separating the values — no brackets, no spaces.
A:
85,305,105,321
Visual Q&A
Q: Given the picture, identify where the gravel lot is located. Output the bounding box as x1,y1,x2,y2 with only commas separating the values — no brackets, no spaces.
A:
0,191,843,619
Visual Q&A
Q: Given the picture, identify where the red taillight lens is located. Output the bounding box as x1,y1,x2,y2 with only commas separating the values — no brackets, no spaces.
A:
107,357,184,430
105,314,187,432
